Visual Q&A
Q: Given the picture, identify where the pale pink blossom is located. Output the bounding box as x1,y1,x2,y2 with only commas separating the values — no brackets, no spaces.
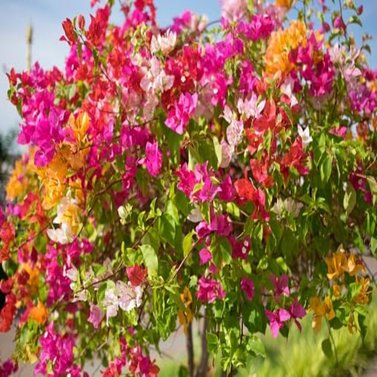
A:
151,30,177,55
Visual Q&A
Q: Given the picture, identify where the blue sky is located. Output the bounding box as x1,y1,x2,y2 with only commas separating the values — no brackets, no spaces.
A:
0,1,376,135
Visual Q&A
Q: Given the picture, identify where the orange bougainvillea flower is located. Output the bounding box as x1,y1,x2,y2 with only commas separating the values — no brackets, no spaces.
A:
6,149,36,201
35,154,68,210
178,287,193,335
345,253,365,276
6,160,28,201
68,111,90,143
265,20,307,77
325,247,365,281
276,0,295,9
354,277,371,305
19,263,40,294
29,301,48,324
309,296,335,332
325,250,348,281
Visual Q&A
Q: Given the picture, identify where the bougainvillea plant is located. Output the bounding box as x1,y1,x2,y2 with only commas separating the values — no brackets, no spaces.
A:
1,0,377,375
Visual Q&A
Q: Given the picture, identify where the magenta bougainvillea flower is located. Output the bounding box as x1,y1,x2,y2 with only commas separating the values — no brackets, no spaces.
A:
197,276,226,303
165,92,198,134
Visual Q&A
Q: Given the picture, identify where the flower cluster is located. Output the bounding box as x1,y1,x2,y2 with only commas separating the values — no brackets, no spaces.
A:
1,0,377,375
310,246,371,333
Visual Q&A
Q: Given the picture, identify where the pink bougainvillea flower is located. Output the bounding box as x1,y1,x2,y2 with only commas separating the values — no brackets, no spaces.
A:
270,274,290,301
0,359,18,376
288,300,306,331
240,277,254,300
236,14,275,41
329,126,347,138
165,92,198,134
230,236,251,260
176,162,220,203
237,94,266,120
197,276,225,303
196,212,232,239
265,308,291,338
220,0,247,21
140,141,162,177
34,323,83,377
333,16,346,31
88,304,104,329
199,248,212,265
219,175,236,202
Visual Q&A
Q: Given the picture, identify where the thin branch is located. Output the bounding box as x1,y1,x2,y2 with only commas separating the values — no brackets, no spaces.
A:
172,239,199,280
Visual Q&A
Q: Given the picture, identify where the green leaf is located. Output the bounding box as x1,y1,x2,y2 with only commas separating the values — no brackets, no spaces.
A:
256,256,269,271
371,237,377,255
178,366,189,377
226,202,240,219
140,244,158,277
348,282,362,300
166,200,179,222
246,335,266,357
281,228,298,263
343,184,356,218
348,15,362,27
367,176,377,205
183,231,194,257
357,312,367,340
320,155,332,183
207,332,219,353
213,237,232,267
159,213,176,246
97,282,108,302
321,338,333,359
67,84,76,100
213,135,222,168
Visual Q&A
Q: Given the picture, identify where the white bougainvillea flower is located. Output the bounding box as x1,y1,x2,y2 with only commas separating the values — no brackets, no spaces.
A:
116,281,143,312
220,140,233,168
298,125,313,147
271,197,304,219
187,206,203,223
151,30,177,55
226,119,244,150
280,78,298,107
222,105,244,150
140,57,174,94
47,197,80,244
222,105,237,124
237,95,266,119
103,286,119,324
47,222,75,245
102,281,144,324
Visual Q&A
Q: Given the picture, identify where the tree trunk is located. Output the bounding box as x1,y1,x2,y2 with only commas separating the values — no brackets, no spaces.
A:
187,322,194,377
196,312,209,377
